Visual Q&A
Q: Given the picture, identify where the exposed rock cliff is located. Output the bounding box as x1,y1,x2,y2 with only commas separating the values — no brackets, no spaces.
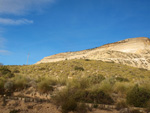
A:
36,37,150,70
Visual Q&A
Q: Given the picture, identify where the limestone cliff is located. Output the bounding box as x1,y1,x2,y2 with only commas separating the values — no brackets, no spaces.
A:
36,37,150,70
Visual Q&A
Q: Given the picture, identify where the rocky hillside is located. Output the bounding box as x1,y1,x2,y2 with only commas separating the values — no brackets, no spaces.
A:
36,37,150,70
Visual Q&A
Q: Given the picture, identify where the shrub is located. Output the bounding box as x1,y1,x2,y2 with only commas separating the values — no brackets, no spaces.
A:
126,85,150,107
116,100,128,110
0,67,13,78
13,69,20,73
146,100,150,112
0,77,5,94
88,74,105,84
4,81,13,91
53,88,87,113
83,89,114,104
13,75,28,90
9,109,20,113
61,98,77,113
67,77,90,89
37,80,54,93
99,79,113,94
37,77,57,93
74,66,84,71
85,59,90,61
115,77,129,82
113,82,134,96
76,103,88,113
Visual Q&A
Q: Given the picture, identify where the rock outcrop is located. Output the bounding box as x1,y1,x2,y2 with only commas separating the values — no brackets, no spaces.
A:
36,37,150,70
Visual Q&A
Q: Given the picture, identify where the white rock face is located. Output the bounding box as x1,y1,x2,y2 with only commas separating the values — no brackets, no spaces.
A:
36,37,150,70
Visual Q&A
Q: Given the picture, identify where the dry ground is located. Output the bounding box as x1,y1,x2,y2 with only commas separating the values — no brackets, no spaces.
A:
0,98,120,113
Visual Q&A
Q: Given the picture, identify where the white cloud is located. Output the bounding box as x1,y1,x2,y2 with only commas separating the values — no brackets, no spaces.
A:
0,37,10,55
0,37,6,48
0,18,33,25
0,50,11,55
0,0,55,15
0,38,9,56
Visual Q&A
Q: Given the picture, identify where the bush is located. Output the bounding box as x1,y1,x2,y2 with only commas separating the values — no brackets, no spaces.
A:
115,77,129,82
37,80,54,93
126,85,150,107
0,67,13,78
113,82,134,96
53,88,87,113
0,77,5,94
13,69,20,73
85,59,90,61
13,75,28,90
62,98,77,113
9,109,20,113
76,103,88,113
67,77,90,89
83,90,114,104
88,74,105,84
37,77,57,93
74,66,84,71
4,81,13,91
116,100,128,110
99,79,113,94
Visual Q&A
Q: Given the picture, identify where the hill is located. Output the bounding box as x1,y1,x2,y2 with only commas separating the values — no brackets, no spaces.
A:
36,37,150,70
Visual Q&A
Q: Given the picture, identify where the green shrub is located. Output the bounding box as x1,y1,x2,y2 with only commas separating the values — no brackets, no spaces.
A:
37,80,54,93
9,109,20,113
67,77,90,89
13,75,28,90
83,90,114,104
99,79,113,94
115,77,129,82
62,98,77,113
37,77,57,93
4,81,13,91
74,66,84,71
113,82,134,96
13,69,20,73
85,59,90,61
146,100,150,112
76,103,88,113
0,67,13,78
126,85,150,107
116,100,128,110
0,77,5,94
88,74,105,84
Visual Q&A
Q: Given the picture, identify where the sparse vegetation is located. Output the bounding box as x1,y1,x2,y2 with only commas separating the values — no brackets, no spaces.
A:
0,59,150,112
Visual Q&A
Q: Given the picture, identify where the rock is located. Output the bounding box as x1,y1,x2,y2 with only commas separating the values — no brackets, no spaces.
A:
119,108,130,113
57,106,62,111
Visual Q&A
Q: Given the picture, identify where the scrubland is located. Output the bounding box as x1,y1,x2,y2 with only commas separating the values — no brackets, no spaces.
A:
1,59,150,113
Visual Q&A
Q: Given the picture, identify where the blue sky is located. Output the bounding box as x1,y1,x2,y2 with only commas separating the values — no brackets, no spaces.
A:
0,0,150,65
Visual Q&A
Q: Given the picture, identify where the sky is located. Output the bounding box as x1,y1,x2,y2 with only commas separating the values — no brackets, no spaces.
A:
0,0,150,65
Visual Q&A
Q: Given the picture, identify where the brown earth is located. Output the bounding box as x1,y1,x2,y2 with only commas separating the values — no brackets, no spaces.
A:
0,97,120,113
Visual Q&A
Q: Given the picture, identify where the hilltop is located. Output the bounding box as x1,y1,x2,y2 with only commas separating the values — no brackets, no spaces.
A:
36,37,150,70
